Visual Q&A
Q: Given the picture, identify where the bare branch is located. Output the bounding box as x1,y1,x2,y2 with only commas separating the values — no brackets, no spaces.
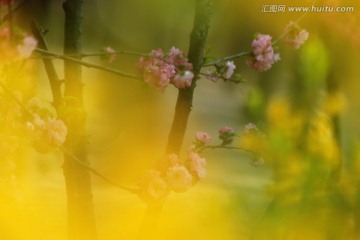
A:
31,21,63,108
61,147,139,194
34,48,140,79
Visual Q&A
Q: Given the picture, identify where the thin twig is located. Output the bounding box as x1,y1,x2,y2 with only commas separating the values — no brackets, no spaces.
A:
34,48,140,79
31,50,149,60
61,146,139,194
202,52,251,67
198,72,244,84
31,21,63,108
196,144,257,156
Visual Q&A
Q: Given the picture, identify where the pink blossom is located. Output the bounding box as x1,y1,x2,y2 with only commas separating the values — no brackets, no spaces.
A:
223,61,236,79
167,47,192,71
165,153,181,166
247,34,280,72
17,36,37,58
30,116,67,153
138,49,176,92
140,170,169,203
172,70,194,89
219,126,234,135
137,47,192,92
196,131,212,144
188,151,207,180
31,116,67,149
166,166,193,192
284,21,309,49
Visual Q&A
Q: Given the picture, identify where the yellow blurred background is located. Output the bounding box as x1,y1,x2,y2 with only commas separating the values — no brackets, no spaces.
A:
1,0,360,239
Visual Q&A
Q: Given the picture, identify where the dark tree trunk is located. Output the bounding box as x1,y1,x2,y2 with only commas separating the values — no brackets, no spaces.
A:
62,1,98,240
138,1,213,239
165,0,213,155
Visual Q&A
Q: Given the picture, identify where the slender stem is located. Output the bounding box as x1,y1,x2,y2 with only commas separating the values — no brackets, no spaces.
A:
34,48,140,79
202,51,250,67
61,147,139,194
196,144,257,156
31,21,63,108
198,72,244,84
32,50,149,59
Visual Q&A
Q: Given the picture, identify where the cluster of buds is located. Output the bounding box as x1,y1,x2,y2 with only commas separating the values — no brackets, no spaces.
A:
139,152,207,204
218,126,236,145
137,47,193,92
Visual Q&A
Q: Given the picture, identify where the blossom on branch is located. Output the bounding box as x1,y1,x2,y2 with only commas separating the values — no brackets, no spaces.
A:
188,151,207,181
138,49,175,91
283,21,309,49
223,61,236,79
247,34,280,72
218,126,235,144
139,170,169,204
196,131,212,144
17,36,37,59
28,115,68,153
166,166,193,192
172,70,194,89
168,47,193,71
138,149,208,203
204,70,220,83
137,47,193,91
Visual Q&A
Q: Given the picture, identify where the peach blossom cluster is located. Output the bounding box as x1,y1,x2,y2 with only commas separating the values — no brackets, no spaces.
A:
139,152,207,204
283,21,309,49
25,98,68,153
247,34,280,72
137,47,193,91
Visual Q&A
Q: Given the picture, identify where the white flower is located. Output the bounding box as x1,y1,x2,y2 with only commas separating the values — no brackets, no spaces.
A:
224,61,236,79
